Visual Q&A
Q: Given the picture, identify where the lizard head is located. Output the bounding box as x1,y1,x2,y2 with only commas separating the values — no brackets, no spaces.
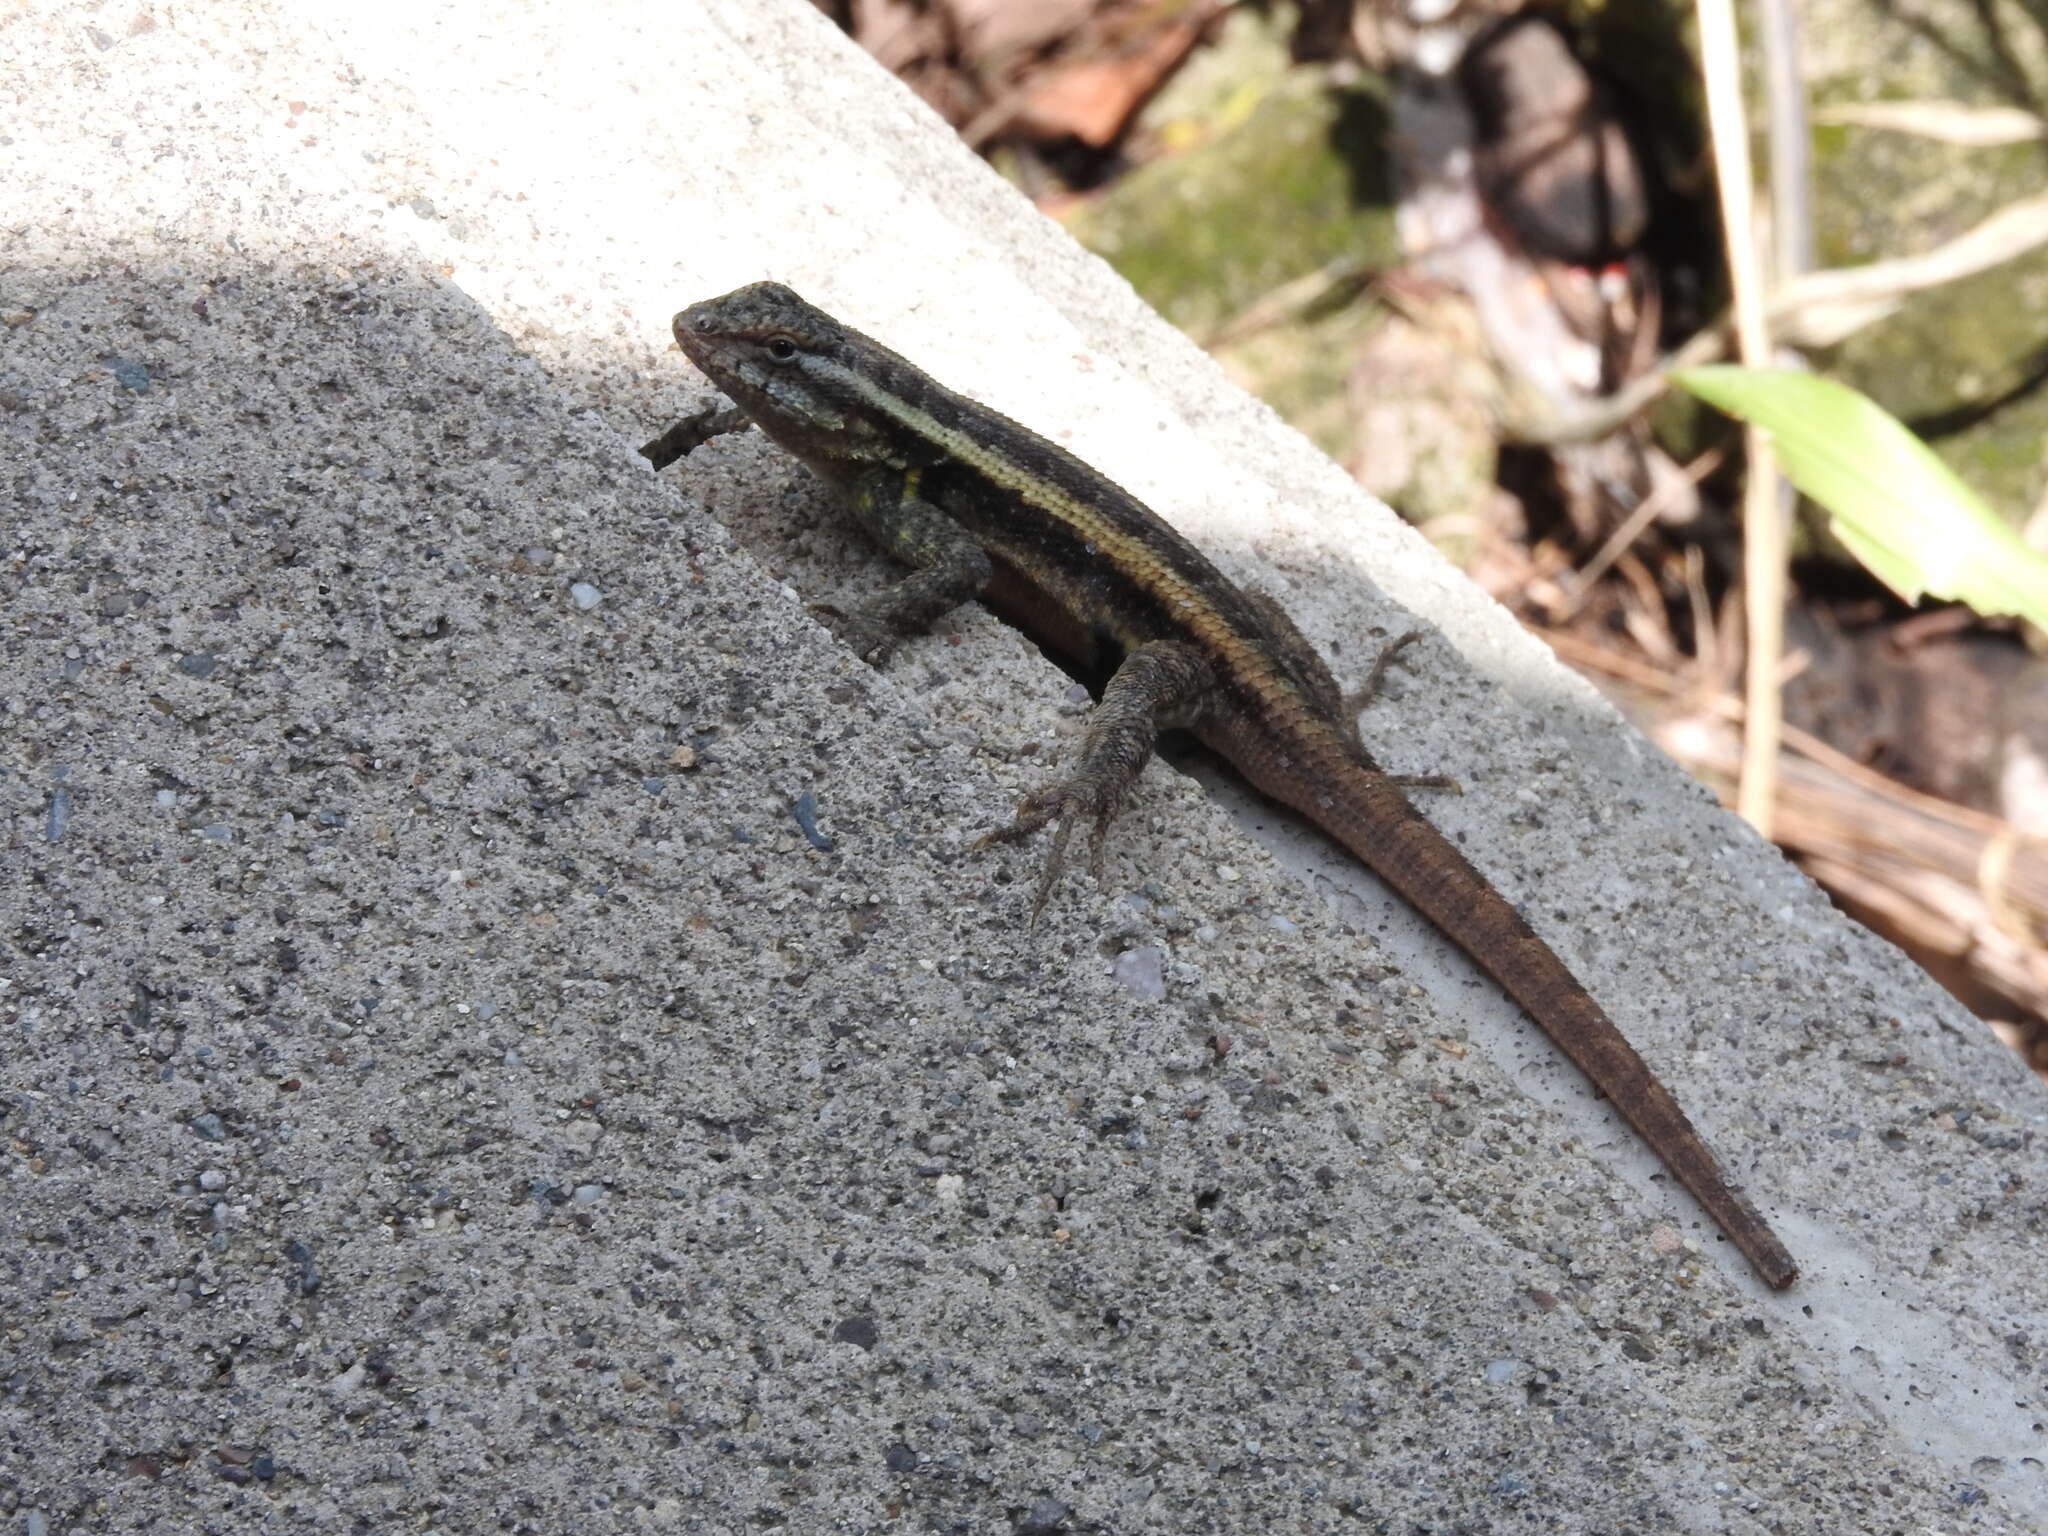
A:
672,281,873,467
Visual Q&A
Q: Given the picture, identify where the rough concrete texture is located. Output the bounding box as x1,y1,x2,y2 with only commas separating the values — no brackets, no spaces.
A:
2,1,2044,1532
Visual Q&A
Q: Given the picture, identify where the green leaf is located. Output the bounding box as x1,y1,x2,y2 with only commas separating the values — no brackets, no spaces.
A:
1670,365,2048,626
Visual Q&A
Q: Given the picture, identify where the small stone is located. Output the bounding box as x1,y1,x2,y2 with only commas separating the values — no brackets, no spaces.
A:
569,581,602,610
1111,944,1165,1000
284,1239,319,1295
189,1113,227,1141
176,651,217,678
571,1183,604,1205
833,1316,879,1351
198,1169,227,1191
883,1442,917,1472
1020,1497,1073,1533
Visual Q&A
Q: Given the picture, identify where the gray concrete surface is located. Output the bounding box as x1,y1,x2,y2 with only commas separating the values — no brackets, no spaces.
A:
3,1,2044,1531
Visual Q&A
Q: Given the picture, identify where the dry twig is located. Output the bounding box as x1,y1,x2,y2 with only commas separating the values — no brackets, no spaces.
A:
1696,0,1787,839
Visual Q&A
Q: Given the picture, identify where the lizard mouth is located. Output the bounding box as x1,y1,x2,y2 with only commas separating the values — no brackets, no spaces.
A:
672,304,723,369
672,307,757,408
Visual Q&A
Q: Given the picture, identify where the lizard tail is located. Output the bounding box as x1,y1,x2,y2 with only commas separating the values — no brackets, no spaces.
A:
1229,722,1798,1289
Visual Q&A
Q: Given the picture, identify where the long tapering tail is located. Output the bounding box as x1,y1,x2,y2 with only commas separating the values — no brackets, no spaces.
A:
1225,719,1797,1289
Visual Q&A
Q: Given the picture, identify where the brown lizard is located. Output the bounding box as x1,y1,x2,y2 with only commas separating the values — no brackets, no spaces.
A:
652,280,1798,1289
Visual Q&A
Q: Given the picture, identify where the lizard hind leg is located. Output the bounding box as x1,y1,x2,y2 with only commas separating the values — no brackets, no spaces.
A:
1342,628,1427,718
1344,628,1462,794
977,640,1216,922
1237,596,1452,788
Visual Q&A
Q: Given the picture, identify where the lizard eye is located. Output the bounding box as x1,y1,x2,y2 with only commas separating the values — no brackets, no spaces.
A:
765,335,799,363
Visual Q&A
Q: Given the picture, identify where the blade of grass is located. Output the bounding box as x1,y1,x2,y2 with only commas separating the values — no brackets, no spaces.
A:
1672,366,2048,627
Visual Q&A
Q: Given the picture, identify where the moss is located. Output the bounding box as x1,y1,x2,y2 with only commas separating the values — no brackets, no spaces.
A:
1213,299,1381,464
1063,73,1400,338
1133,1,1294,139
1809,76,2048,521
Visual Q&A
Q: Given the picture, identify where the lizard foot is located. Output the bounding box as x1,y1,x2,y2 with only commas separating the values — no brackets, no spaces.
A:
973,641,1209,922
975,773,1127,924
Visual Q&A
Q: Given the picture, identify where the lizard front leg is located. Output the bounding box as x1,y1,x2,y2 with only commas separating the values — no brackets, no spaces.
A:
980,640,1216,919
821,467,993,663
639,403,751,470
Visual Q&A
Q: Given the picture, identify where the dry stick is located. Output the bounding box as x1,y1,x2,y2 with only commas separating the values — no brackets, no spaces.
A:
1812,100,2048,147
1497,323,1729,447
1682,545,1719,687
1556,445,1727,617
1198,257,1381,349
1696,0,1786,840
1770,188,2048,344
1756,0,1813,820
1757,0,1815,282
1614,552,1681,665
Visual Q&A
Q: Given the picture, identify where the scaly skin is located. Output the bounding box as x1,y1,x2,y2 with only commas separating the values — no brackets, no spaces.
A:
660,280,1797,1290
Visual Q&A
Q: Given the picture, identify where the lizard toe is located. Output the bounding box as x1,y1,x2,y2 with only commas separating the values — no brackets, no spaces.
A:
1027,816,1083,923
976,773,1128,920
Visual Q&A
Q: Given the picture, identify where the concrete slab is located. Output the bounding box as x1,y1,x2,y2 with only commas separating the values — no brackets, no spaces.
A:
2,0,2042,1531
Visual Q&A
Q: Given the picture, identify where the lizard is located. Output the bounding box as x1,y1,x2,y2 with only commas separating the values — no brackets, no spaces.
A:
650,279,1798,1291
